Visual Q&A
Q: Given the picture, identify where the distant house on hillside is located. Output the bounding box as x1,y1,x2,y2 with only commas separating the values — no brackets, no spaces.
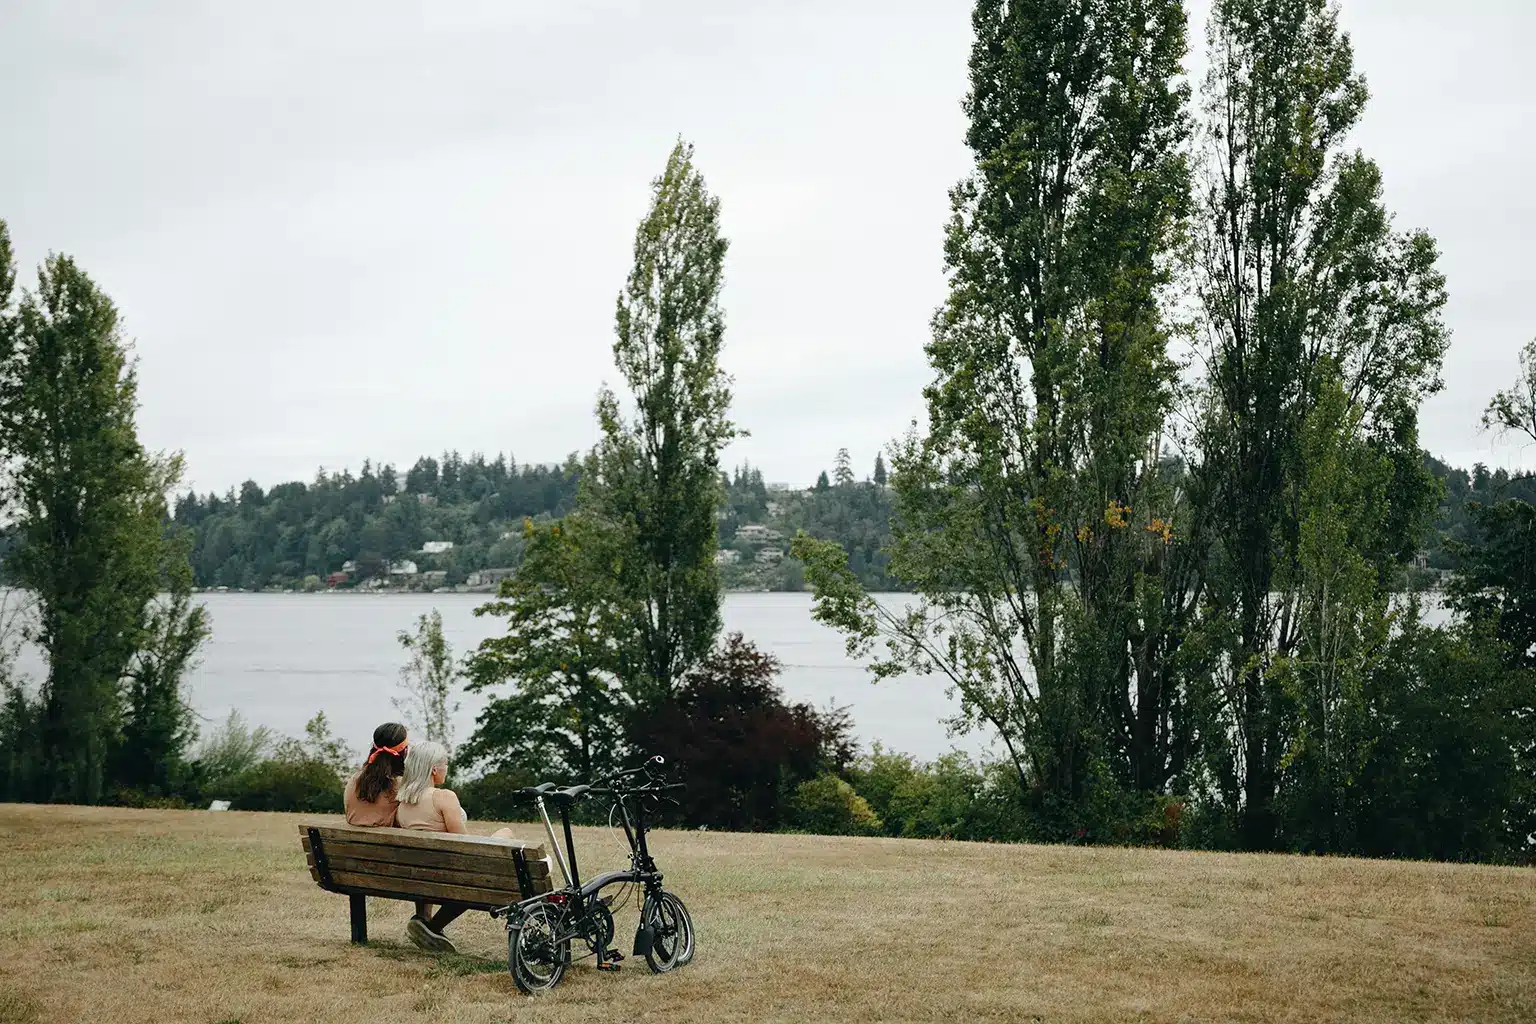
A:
715,549,741,565
467,567,517,588
341,560,357,574
755,548,784,565
421,540,454,555
389,559,419,576
735,524,783,545
325,572,350,588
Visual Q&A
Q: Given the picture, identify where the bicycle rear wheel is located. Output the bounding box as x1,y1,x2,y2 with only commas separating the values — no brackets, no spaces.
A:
508,902,570,994
641,891,695,973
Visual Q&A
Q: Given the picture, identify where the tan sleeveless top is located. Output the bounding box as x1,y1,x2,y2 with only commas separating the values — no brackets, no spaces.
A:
343,773,399,827
395,787,466,832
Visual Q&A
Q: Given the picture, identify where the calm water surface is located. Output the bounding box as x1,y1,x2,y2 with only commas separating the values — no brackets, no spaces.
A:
11,592,985,762
12,592,1449,764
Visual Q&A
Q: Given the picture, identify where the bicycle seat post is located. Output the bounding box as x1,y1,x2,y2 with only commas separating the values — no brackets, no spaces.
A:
558,797,581,892
535,794,573,888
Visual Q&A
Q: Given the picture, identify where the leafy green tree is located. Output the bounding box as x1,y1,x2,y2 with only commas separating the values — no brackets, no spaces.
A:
1483,338,1536,444
782,477,898,590
1346,615,1532,863
406,456,439,494
192,711,275,792
799,0,1194,837
114,584,212,797
584,140,737,702
395,609,461,753
814,470,830,493
0,231,208,804
1445,346,1536,670
461,516,636,783
1192,0,1449,848
283,711,355,780
1269,374,1401,850
1448,499,1536,671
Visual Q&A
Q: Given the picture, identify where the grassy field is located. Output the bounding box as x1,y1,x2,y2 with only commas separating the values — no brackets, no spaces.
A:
0,805,1531,1024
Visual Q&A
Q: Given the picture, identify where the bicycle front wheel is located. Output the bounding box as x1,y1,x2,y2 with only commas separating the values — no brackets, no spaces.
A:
508,902,570,994
642,891,695,973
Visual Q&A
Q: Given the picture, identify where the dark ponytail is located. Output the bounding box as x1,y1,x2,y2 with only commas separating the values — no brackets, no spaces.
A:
356,722,408,803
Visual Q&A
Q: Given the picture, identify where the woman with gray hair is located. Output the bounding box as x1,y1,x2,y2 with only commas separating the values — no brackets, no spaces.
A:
395,740,516,952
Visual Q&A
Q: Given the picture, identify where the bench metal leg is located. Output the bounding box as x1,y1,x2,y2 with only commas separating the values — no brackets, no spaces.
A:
349,894,367,944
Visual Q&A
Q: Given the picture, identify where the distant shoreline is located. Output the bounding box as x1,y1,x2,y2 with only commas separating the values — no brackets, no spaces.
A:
191,585,804,597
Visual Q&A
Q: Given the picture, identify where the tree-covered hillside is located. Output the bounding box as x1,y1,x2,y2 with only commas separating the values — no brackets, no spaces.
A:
172,449,904,592
172,447,1528,593
173,453,581,589
1423,456,1536,569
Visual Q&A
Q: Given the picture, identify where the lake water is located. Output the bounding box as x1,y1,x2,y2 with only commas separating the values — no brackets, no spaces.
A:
12,592,988,763
9,591,1451,766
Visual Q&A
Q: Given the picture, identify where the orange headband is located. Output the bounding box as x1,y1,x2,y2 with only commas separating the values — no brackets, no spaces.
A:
367,740,407,765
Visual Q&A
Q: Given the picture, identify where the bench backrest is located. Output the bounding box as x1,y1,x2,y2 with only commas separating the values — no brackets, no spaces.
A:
301,824,552,909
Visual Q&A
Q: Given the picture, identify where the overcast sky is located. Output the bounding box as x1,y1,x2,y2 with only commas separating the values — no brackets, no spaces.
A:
1,1,1530,495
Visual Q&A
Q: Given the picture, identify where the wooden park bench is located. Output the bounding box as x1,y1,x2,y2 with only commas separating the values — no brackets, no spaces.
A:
299,823,554,943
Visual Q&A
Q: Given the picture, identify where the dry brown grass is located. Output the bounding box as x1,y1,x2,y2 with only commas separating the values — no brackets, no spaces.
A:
0,804,1531,1023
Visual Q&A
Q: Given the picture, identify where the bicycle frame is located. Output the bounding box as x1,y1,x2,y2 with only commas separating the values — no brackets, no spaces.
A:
512,788,663,916
499,768,693,987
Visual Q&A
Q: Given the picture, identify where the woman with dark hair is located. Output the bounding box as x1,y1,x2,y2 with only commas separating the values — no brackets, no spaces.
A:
343,722,407,827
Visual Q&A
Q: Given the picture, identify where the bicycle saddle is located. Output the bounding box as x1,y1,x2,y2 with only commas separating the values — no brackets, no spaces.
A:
518,782,558,797
545,784,591,805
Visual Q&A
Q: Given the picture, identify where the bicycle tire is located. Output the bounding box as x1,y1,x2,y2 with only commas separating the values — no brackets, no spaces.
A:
641,891,695,973
507,902,570,994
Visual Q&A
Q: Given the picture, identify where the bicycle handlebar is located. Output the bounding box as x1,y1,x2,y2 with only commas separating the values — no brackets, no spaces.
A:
513,756,680,803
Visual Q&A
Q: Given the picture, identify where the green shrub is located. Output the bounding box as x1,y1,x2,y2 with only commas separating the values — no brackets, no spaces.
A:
850,748,1030,841
789,774,883,836
192,710,274,792
107,788,193,810
224,757,342,813
848,745,925,835
456,767,539,823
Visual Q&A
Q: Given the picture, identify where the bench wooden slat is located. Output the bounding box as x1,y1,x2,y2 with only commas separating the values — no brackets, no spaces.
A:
325,869,530,908
308,824,543,855
328,884,533,913
317,839,550,878
325,855,553,894
306,849,551,893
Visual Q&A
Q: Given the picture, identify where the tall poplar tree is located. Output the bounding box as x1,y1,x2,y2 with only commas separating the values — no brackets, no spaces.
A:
0,225,207,803
585,141,737,702
1192,0,1449,848
799,0,1194,834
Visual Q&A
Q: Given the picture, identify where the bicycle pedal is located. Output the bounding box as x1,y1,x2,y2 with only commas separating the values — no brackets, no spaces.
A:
605,949,625,962
596,961,621,973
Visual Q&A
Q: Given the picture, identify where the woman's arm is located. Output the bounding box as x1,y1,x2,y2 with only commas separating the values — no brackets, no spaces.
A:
437,789,469,834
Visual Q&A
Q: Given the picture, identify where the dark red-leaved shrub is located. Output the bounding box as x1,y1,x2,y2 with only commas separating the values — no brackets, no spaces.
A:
627,633,851,831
